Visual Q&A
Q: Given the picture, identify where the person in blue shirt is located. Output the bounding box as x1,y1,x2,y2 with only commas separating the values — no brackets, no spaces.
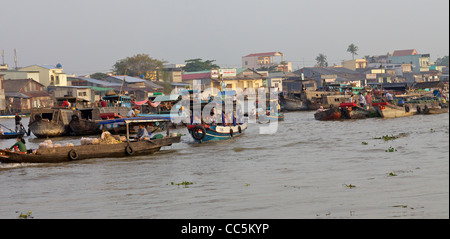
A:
136,125,150,141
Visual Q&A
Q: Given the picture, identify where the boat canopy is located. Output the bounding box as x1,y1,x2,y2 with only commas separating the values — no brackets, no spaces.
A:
97,116,171,126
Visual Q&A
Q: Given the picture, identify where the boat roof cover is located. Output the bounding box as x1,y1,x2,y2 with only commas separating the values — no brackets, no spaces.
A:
97,116,170,125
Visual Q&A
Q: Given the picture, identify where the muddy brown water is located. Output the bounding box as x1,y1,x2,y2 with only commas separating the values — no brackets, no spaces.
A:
0,112,448,218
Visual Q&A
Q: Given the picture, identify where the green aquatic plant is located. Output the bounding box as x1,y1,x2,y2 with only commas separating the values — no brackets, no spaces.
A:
170,181,194,187
374,134,398,141
385,146,397,152
17,211,33,219
361,141,368,145
344,184,356,188
387,172,397,176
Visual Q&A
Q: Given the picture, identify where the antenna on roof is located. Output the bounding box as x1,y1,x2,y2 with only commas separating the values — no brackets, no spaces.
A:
1,49,4,65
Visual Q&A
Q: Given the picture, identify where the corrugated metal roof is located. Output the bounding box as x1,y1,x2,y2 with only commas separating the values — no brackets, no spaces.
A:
108,75,145,83
72,77,122,87
182,71,211,80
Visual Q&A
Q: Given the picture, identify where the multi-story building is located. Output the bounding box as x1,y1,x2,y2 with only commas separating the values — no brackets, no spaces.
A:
242,52,292,72
388,49,431,73
18,64,67,87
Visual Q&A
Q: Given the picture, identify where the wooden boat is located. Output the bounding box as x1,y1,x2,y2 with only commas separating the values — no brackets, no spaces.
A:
339,103,375,119
187,122,247,143
373,102,415,118
68,108,103,136
0,132,25,139
280,97,307,111
28,108,73,138
0,118,181,164
314,106,341,121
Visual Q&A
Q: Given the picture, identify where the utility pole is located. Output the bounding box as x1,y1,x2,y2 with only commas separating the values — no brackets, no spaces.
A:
14,48,18,69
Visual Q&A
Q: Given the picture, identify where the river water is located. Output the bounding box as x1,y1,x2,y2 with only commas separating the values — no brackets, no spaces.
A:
0,112,448,219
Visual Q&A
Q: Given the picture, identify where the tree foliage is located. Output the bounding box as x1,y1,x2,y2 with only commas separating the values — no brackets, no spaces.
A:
182,58,219,72
436,56,449,66
347,43,359,59
113,53,167,77
90,72,108,80
315,54,328,67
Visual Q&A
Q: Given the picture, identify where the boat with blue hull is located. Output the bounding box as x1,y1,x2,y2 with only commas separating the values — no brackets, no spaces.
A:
187,122,247,143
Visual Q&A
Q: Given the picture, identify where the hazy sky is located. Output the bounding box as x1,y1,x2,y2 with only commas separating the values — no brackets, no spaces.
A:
1,0,449,75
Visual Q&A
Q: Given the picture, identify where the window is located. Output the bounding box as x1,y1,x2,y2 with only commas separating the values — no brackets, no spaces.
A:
56,76,60,85
50,75,55,85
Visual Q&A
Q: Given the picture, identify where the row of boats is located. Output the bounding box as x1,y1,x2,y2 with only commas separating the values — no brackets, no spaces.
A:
0,93,254,164
0,88,446,164
312,95,448,121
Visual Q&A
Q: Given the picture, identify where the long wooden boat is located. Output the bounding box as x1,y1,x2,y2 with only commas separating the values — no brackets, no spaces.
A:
187,122,247,143
0,118,181,164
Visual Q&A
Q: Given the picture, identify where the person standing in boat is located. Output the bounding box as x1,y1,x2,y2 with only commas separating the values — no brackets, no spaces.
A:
10,136,27,153
385,91,394,103
15,113,22,132
100,99,107,107
359,92,366,108
365,91,373,108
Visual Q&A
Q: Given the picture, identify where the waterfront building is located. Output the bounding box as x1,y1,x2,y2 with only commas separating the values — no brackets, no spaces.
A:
3,79,52,114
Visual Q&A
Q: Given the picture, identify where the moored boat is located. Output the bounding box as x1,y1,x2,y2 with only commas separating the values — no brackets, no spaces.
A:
28,108,73,138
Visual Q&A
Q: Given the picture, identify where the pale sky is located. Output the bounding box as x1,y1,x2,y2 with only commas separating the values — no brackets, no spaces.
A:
1,0,449,75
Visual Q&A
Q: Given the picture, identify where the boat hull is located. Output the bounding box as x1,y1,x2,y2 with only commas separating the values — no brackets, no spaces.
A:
0,136,181,164
281,98,307,111
28,119,68,138
0,132,25,139
374,104,415,118
188,123,247,142
69,119,102,136
314,108,341,121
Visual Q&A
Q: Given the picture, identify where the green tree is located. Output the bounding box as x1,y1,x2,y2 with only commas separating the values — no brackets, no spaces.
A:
347,43,359,59
182,58,219,72
113,53,167,77
89,72,108,80
436,56,449,66
315,54,328,67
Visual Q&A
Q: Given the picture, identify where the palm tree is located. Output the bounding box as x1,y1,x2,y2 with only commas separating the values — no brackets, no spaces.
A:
347,44,359,59
315,54,328,67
